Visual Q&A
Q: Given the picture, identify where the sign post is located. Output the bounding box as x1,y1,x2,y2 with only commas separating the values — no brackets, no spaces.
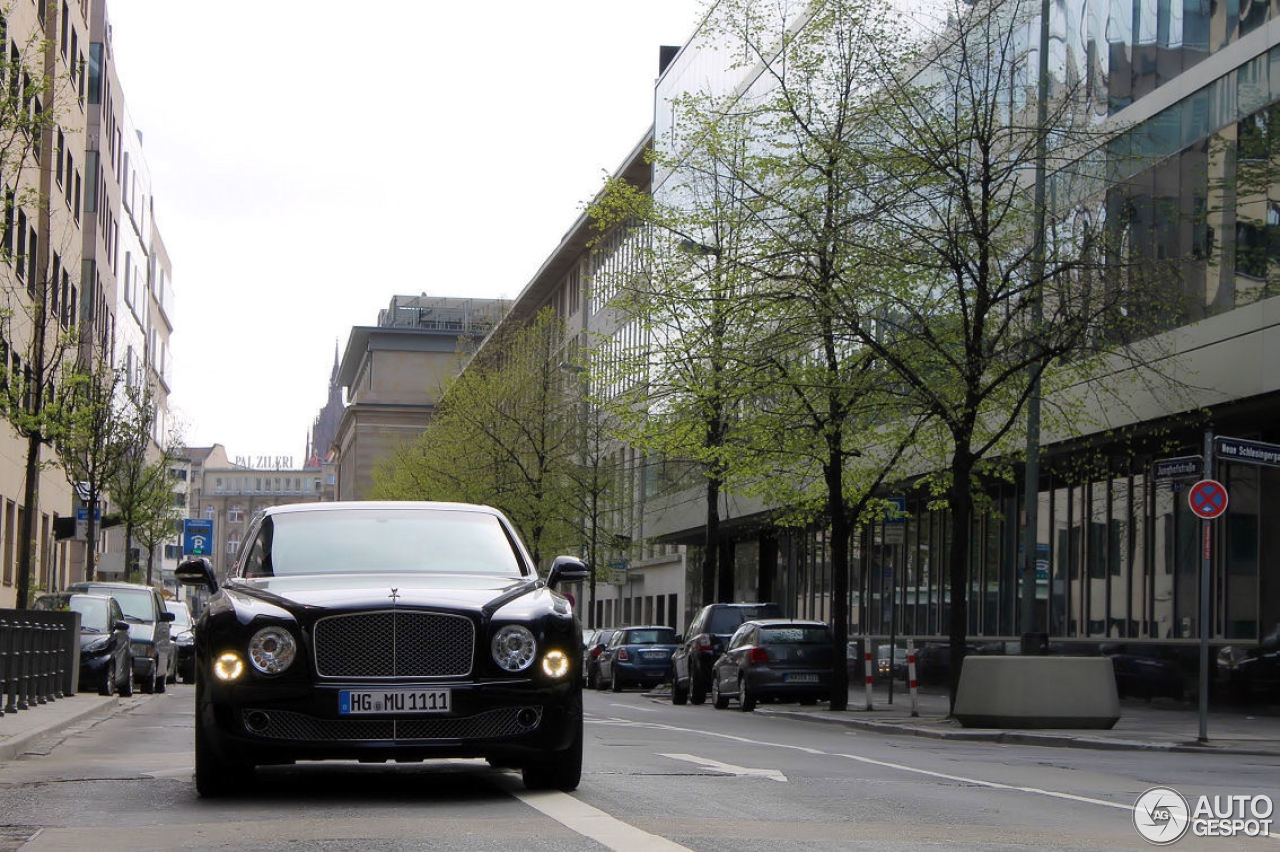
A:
1188,434,1230,743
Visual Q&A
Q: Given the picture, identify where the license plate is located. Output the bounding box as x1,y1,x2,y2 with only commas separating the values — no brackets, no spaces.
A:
339,688,451,714
787,673,819,683
642,650,668,659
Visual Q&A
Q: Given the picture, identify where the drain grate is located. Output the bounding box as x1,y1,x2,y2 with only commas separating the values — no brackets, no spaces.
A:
0,826,40,850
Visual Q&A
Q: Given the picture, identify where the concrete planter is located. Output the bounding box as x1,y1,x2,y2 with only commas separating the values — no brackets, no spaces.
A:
953,656,1120,729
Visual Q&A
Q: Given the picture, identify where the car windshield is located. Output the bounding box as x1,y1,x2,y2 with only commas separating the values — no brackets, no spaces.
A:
70,597,112,632
167,604,192,629
249,508,523,577
761,626,831,644
80,586,153,622
707,606,778,634
625,628,676,644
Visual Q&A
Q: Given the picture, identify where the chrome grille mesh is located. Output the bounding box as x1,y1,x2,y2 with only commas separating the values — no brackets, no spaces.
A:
313,611,474,678
242,706,543,742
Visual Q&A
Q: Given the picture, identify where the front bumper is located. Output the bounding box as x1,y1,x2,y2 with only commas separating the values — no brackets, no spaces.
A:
200,677,581,766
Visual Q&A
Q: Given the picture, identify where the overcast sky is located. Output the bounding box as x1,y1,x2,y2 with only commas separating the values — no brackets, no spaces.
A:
104,1,704,466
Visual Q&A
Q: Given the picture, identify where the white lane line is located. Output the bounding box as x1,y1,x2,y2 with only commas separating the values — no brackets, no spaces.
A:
591,717,1133,812
659,753,787,782
611,703,658,713
496,774,690,851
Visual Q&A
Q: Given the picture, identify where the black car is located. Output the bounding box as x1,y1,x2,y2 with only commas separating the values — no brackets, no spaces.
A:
597,626,678,692
166,599,196,683
65,580,175,695
671,602,781,705
710,619,832,711
582,628,616,689
176,501,590,797
32,592,133,696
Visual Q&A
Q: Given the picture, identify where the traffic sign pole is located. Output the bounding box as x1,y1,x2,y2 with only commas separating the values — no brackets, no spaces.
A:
1199,431,1212,743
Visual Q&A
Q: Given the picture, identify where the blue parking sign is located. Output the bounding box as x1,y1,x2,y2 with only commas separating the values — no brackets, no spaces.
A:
183,518,214,556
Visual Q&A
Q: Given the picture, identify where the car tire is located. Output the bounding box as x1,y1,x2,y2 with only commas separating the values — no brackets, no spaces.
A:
711,676,729,710
586,666,598,690
118,664,133,697
611,672,623,693
156,665,168,694
140,662,156,694
739,677,756,712
98,660,115,697
671,672,688,705
522,699,583,792
799,697,817,706
689,667,708,706
195,717,253,798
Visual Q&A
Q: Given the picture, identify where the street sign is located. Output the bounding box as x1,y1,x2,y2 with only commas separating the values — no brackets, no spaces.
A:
885,497,907,523
183,518,214,556
1215,435,1280,469
73,505,101,541
1187,479,1228,520
1152,455,1202,480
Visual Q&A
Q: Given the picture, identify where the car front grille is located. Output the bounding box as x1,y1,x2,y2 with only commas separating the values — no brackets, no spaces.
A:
241,706,543,742
313,610,474,679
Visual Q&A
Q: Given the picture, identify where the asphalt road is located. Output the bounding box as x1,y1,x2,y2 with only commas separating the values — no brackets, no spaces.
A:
0,684,1275,850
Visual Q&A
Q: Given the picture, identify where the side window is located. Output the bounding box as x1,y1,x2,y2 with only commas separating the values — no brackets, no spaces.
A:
729,625,753,650
242,523,272,577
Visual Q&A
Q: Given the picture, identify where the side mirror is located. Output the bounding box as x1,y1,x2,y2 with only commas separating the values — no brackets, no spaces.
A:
160,610,176,623
546,555,590,591
176,557,218,593
113,620,129,633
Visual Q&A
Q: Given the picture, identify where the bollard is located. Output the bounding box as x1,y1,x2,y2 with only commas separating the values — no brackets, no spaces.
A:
16,620,32,711
0,616,8,717
907,641,919,718
41,621,57,703
863,648,873,710
54,621,69,698
34,621,49,705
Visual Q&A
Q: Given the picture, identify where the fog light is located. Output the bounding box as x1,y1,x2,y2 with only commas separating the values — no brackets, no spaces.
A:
541,649,569,679
214,652,245,681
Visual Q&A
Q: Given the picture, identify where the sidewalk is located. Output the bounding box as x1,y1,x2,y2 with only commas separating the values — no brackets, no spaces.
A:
0,693,125,762
647,683,1280,757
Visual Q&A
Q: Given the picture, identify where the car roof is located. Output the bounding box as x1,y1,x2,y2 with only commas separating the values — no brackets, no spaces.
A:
619,625,675,631
262,501,506,517
37,592,113,603
68,581,155,591
745,618,829,628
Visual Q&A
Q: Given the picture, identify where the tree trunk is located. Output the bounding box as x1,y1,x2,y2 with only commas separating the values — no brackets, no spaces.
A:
827,458,851,711
702,476,720,606
947,450,975,714
15,433,42,608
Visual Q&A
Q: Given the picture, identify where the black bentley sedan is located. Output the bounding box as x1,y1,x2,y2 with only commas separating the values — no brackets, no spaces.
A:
176,501,589,797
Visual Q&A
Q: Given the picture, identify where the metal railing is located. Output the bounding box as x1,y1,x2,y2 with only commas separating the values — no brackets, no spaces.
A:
0,609,80,717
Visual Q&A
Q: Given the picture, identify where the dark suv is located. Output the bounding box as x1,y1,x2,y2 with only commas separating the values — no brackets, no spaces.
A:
671,602,782,705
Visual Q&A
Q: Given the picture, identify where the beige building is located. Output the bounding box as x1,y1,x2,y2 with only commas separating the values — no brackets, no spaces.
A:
332,295,506,500
184,444,334,580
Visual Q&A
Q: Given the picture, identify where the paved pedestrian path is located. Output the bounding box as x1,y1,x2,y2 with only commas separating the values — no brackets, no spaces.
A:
659,682,1280,756
0,692,123,762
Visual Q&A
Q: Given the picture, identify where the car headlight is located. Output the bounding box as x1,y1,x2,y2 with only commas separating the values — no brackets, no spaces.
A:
247,626,297,675
214,652,245,681
130,641,154,659
541,649,570,678
492,625,537,672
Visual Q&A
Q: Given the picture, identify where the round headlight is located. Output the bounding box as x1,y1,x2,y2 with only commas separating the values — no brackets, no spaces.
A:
541,649,570,679
247,626,297,675
214,652,245,681
491,625,537,672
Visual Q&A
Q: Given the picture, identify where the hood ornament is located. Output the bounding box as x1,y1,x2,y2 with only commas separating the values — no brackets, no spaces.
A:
388,588,400,605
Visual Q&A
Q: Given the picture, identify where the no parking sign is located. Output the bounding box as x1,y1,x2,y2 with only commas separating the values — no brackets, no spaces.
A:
1187,479,1228,520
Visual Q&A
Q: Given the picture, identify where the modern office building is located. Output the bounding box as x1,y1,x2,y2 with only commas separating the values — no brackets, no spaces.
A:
641,0,1280,681
332,294,507,500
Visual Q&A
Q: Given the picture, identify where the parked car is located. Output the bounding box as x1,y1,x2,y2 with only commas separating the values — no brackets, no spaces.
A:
175,501,589,797
597,626,679,692
31,592,133,696
877,645,908,680
711,619,833,711
1219,625,1280,704
166,599,196,684
671,602,782,705
64,580,175,695
582,628,617,689
1100,643,1184,700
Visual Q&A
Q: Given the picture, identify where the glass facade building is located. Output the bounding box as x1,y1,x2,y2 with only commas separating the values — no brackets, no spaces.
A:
650,0,1280,667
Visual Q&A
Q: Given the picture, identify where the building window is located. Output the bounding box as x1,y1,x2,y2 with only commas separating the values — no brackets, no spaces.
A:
228,507,244,524
203,505,215,520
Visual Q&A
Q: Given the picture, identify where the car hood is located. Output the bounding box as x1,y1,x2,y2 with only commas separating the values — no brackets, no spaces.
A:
229,572,538,613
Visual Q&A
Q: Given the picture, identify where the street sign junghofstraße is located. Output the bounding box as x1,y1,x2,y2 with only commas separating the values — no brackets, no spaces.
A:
1152,455,1203,480
1215,436,1280,469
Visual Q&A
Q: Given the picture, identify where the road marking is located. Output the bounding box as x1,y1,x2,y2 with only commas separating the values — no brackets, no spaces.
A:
496,774,690,851
659,752,787,782
612,703,658,713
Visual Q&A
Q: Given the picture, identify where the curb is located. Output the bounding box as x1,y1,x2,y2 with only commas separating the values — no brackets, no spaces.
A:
0,697,122,762
758,707,1280,757
642,691,1279,758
